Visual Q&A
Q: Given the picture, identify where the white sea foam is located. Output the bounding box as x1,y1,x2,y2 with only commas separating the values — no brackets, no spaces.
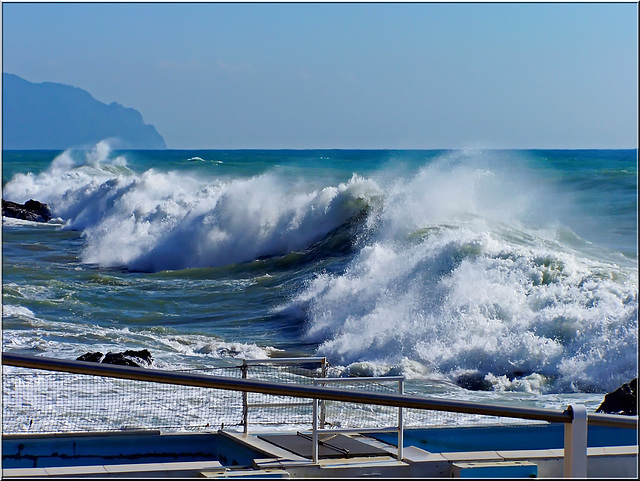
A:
3,146,636,394
294,156,638,393
1,313,276,369
2,144,382,271
2,304,37,320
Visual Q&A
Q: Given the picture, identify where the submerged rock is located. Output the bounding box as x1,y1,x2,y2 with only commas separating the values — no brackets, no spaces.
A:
596,378,637,415
76,349,153,368
456,372,493,391
2,199,52,223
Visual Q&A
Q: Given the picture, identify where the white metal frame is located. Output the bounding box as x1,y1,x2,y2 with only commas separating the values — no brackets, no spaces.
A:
311,376,405,463
241,357,327,434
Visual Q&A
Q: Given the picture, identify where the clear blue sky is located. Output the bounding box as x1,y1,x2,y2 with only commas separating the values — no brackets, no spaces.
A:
2,2,638,149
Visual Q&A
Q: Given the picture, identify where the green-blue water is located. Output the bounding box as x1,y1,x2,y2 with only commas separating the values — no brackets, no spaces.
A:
2,146,637,415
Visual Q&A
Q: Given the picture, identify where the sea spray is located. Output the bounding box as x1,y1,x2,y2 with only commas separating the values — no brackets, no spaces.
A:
295,155,637,393
3,147,637,397
3,146,383,271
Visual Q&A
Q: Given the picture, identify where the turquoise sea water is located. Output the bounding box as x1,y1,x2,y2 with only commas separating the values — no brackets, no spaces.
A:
2,145,637,415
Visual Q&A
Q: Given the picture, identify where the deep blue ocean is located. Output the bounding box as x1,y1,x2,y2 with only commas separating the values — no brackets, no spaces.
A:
2,145,637,414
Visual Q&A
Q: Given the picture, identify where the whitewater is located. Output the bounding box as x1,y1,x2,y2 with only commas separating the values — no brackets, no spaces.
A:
2,144,637,415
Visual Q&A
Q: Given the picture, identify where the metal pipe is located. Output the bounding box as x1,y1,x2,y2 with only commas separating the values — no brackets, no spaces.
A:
317,376,405,384
398,377,404,462
241,357,327,365
313,426,398,434
319,359,327,429
3,353,637,429
585,413,638,429
241,360,249,434
312,397,319,464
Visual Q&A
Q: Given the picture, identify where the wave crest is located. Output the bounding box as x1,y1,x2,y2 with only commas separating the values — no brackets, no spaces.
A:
2,145,382,271
293,158,638,393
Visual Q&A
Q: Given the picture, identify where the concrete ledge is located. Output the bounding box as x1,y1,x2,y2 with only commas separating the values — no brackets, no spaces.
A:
497,448,560,460
104,460,224,474
451,461,537,478
440,451,503,462
3,460,225,478
202,468,290,478
42,465,109,476
318,455,407,468
401,446,447,463
590,445,638,456
3,467,50,477
253,458,314,470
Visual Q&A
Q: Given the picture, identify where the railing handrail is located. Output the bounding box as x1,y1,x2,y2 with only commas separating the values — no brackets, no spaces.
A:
2,352,637,429
314,376,405,383
241,357,327,366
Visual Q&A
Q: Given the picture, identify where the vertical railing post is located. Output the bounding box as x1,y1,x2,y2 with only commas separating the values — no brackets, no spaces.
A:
397,378,404,461
320,358,327,429
312,396,319,464
563,404,588,478
241,360,249,434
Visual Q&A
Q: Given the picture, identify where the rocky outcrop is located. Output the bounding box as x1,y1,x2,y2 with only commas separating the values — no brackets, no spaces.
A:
76,349,153,368
2,199,52,223
596,378,637,415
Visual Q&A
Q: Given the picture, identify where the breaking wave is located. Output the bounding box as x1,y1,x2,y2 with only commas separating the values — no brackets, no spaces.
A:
289,156,637,393
3,144,637,393
2,142,381,272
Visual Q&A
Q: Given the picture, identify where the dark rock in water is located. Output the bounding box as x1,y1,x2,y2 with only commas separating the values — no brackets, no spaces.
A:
103,352,142,367
2,199,53,223
456,372,493,391
77,352,105,363
76,349,153,368
121,349,153,366
596,378,637,415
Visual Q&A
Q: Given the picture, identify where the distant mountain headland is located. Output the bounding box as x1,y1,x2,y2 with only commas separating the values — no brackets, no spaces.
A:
2,73,167,150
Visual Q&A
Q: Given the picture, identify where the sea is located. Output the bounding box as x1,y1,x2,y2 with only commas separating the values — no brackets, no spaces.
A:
2,144,638,428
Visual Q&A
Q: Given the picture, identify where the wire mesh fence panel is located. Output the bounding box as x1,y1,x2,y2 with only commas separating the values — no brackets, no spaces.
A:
2,367,245,434
401,407,546,428
245,393,314,431
2,360,328,435
241,360,326,431
317,378,403,430
242,361,327,383
2,361,544,436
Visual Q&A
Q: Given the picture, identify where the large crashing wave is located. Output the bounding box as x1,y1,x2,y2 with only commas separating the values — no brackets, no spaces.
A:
292,154,638,393
4,145,637,393
2,142,381,272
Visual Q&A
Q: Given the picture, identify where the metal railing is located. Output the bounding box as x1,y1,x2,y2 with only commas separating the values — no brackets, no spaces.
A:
312,376,405,463
240,357,327,433
3,353,637,478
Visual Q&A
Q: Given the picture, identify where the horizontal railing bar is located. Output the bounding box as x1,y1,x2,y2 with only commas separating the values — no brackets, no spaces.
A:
247,402,313,408
586,413,639,429
242,358,326,365
314,426,399,434
2,353,637,429
314,376,405,384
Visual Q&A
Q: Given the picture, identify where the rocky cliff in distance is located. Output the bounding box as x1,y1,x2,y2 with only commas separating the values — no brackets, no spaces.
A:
2,73,167,150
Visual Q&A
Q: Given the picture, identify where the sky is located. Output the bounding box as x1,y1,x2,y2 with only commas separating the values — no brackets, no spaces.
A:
1,1,638,149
